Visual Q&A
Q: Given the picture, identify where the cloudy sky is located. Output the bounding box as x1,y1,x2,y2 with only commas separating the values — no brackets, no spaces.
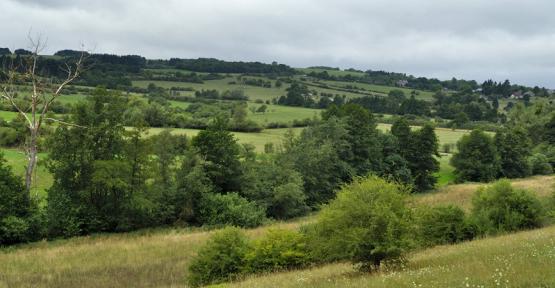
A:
2,0,555,87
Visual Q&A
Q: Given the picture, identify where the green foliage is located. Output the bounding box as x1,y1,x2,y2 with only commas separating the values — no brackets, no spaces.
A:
495,127,531,178
192,117,242,192
0,152,41,245
0,216,29,245
410,124,440,191
244,229,310,273
46,88,147,236
471,180,545,234
188,227,250,287
528,153,553,175
306,176,412,270
416,205,475,247
280,118,353,206
199,193,266,228
240,159,308,219
451,130,500,182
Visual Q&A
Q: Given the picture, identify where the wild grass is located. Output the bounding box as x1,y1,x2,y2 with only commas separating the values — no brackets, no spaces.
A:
227,225,555,288
0,176,552,287
414,175,555,211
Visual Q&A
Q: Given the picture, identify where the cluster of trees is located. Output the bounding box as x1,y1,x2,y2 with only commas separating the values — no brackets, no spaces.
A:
165,58,296,75
451,101,555,182
482,79,550,98
194,88,248,101
187,176,553,287
0,90,441,245
433,91,498,125
349,90,431,116
0,51,146,89
141,71,223,83
307,70,480,92
238,77,272,88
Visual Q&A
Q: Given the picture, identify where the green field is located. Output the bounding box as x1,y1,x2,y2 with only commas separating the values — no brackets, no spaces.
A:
147,127,304,152
1,149,51,200
247,104,321,124
0,175,552,288
316,79,436,101
133,79,288,102
0,111,18,121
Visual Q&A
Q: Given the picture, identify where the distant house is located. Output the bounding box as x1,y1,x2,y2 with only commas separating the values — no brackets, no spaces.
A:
396,80,408,87
510,91,523,99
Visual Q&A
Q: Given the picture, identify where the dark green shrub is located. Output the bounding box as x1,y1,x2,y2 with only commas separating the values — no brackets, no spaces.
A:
0,216,29,245
244,229,310,273
416,205,473,246
528,153,553,175
199,193,266,228
188,227,250,287
305,176,412,271
472,180,545,234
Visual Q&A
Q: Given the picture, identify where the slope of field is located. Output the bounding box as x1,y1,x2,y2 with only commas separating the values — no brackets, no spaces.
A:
0,175,552,288
229,225,555,288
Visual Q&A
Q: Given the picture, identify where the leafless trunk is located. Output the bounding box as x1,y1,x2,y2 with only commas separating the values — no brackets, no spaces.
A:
1,34,85,194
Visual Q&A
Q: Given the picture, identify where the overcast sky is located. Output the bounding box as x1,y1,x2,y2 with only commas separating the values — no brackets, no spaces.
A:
2,0,555,87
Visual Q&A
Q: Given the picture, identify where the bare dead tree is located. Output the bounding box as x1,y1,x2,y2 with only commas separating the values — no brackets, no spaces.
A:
0,34,86,195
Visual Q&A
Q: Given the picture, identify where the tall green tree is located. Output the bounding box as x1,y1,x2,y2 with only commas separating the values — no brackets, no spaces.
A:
192,117,242,192
451,130,500,182
46,88,141,236
495,127,531,178
411,124,440,191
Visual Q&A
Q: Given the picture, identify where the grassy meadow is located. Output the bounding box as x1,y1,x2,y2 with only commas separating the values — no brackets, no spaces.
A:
228,225,555,288
0,176,552,288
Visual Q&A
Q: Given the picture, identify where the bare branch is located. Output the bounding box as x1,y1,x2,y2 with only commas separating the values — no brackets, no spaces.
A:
44,117,87,129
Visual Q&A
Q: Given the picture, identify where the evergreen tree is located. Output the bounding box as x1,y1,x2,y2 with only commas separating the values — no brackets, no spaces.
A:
495,127,531,178
411,124,440,191
451,130,500,182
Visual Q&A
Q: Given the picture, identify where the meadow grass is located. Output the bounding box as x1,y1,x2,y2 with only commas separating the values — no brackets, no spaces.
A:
316,79,436,101
146,127,303,152
247,104,320,124
132,79,288,102
0,175,552,287
414,175,555,211
434,154,455,187
0,111,18,121
228,225,555,288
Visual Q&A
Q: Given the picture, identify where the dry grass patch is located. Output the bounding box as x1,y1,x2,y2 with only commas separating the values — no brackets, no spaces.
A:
414,175,554,210
227,225,555,288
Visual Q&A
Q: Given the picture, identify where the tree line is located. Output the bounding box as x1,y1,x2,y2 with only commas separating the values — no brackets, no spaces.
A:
0,88,442,245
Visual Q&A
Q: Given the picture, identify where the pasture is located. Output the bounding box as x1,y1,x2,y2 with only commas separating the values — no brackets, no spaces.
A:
0,175,552,288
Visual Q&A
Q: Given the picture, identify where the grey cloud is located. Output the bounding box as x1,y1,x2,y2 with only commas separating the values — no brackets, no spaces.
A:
1,0,555,87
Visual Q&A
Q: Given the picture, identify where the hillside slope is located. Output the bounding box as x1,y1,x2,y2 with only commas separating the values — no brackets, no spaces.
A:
228,225,555,288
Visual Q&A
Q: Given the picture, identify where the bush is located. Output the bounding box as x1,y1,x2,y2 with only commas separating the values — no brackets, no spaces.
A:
416,205,474,246
199,193,266,228
244,229,310,273
528,153,553,175
0,216,29,245
188,227,250,287
471,180,545,234
305,176,412,271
